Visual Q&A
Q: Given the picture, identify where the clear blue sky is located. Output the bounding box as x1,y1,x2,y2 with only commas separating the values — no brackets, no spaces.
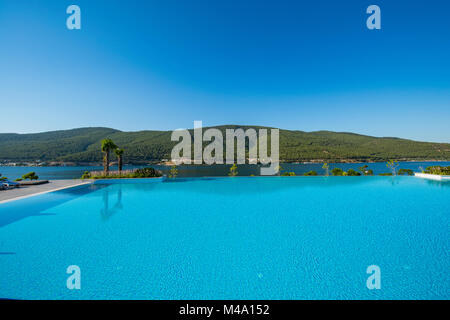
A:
0,0,449,142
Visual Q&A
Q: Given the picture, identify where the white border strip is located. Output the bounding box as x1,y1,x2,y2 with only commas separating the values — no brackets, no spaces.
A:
0,181,93,204
414,172,450,181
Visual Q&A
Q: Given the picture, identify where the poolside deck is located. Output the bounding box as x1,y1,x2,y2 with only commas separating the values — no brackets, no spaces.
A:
0,180,92,204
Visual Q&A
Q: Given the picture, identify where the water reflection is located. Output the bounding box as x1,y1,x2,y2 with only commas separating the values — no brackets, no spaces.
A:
0,241,15,255
163,177,219,183
387,176,401,186
0,184,108,228
159,176,380,196
100,187,123,221
425,179,450,188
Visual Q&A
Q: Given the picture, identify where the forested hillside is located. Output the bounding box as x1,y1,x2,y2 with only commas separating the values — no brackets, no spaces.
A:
0,126,449,163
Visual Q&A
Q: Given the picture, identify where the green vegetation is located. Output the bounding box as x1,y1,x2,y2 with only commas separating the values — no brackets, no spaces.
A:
229,164,238,176
346,169,361,176
133,167,162,178
331,167,363,176
386,160,399,176
331,168,345,176
424,166,450,175
1,126,449,163
0,174,7,181
114,148,124,173
100,139,126,176
303,170,317,176
277,165,283,176
279,165,300,177
81,171,91,179
379,173,393,176
398,168,414,176
22,172,39,180
359,165,373,176
168,165,178,178
89,167,162,179
101,139,118,175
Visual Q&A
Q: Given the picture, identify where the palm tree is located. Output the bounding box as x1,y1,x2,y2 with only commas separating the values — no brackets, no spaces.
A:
114,148,124,174
101,139,117,176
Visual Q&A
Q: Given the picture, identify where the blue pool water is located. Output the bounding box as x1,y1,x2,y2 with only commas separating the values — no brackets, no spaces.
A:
0,177,449,299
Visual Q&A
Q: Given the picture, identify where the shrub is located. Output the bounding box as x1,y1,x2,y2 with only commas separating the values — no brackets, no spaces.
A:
133,167,162,178
15,178,23,182
229,164,238,177
346,169,361,176
81,171,91,179
398,168,414,176
282,172,296,176
22,172,39,180
304,170,317,176
89,167,162,179
0,174,7,181
359,165,373,176
379,173,393,176
424,166,450,175
331,168,344,176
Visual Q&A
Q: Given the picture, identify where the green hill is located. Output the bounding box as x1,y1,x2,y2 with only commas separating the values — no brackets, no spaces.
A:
0,126,449,164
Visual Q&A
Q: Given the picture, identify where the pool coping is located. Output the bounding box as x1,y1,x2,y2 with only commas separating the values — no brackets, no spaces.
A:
0,180,93,204
414,172,450,181
93,177,166,184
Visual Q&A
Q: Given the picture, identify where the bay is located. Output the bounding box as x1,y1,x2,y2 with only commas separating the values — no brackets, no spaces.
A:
1,161,449,180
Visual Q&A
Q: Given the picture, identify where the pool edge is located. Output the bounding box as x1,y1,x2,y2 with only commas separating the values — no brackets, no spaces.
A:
0,181,93,204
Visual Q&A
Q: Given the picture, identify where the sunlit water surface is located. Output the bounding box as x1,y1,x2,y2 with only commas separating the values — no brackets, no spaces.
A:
0,177,448,299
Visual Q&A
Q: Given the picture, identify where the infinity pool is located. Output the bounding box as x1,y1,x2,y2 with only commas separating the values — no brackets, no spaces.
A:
0,177,448,299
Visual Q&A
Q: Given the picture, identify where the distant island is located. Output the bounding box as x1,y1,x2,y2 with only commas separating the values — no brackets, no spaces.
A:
0,126,449,166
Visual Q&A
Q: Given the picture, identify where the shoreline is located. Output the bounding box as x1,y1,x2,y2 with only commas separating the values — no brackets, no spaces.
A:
1,159,450,168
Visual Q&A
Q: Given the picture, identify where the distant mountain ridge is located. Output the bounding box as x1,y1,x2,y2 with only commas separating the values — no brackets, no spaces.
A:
0,126,449,164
